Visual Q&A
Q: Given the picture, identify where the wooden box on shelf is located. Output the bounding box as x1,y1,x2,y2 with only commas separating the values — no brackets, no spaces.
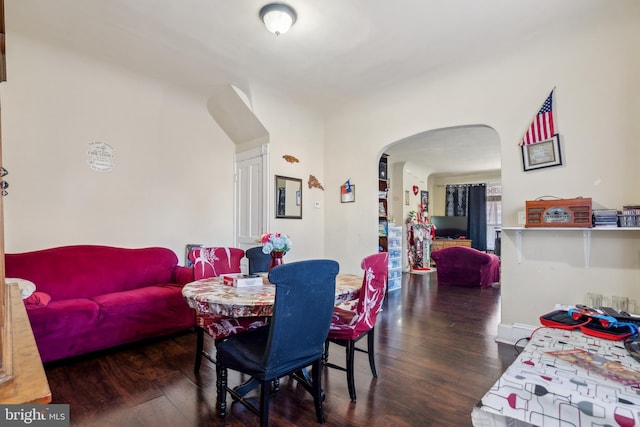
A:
525,197,592,228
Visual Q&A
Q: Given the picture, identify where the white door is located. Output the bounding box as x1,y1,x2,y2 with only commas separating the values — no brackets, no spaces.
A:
235,145,269,250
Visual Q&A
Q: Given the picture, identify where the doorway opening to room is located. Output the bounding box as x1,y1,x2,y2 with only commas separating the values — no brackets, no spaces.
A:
381,124,501,274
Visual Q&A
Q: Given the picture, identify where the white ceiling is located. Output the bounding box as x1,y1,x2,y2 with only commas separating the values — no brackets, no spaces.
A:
6,0,609,174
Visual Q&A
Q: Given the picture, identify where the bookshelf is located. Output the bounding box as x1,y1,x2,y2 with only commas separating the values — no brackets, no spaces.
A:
378,154,388,252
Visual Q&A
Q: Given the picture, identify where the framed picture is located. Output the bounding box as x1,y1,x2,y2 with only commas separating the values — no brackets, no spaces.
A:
405,190,410,206
522,134,563,171
341,185,355,203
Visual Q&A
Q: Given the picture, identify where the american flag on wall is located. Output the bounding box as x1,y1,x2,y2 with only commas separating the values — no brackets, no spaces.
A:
519,89,556,146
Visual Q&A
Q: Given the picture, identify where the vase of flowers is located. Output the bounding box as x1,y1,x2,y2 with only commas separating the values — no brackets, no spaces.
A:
258,233,292,270
269,251,285,270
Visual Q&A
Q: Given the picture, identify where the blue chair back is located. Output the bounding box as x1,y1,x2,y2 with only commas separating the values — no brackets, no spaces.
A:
246,246,272,274
265,259,339,375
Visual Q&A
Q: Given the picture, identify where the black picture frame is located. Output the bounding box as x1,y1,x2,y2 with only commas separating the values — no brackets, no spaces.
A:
522,134,563,171
275,175,303,219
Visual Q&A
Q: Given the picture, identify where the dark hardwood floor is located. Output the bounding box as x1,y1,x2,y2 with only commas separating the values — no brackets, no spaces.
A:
44,272,519,426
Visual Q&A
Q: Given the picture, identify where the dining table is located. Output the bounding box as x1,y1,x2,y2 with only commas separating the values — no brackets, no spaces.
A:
181,272,363,318
182,272,363,398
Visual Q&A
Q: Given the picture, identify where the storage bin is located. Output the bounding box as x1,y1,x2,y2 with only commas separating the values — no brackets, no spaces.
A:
387,276,401,292
389,269,402,279
389,249,401,258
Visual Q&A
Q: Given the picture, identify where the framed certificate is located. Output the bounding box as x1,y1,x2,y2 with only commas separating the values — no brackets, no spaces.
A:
522,134,563,171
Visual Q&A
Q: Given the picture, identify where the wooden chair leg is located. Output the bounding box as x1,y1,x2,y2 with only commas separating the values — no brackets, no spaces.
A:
322,340,330,364
367,328,377,377
346,340,357,401
312,359,326,423
217,364,227,417
194,327,204,373
259,380,270,427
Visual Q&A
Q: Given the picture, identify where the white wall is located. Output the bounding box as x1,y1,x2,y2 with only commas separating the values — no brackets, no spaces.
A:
324,3,640,331
1,33,237,260
1,32,327,266
3,2,640,336
248,84,327,263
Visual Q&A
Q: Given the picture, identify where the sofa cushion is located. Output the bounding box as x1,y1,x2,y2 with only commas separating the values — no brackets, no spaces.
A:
91,284,195,337
5,245,179,300
27,298,100,336
24,292,52,309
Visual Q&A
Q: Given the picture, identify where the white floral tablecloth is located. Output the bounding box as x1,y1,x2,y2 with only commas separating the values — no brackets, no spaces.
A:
182,273,362,318
472,327,640,427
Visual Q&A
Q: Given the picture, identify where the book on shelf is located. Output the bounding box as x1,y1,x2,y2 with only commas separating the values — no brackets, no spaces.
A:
619,206,640,227
379,201,387,216
378,220,388,236
592,209,619,228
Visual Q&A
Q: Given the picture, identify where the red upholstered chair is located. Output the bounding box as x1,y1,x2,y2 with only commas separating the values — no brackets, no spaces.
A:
188,246,245,279
188,247,269,372
430,245,500,288
324,252,388,401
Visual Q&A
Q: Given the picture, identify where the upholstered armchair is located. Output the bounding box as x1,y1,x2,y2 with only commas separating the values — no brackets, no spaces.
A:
430,245,500,288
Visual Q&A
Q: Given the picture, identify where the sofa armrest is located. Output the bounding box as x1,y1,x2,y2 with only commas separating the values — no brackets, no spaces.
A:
174,266,195,286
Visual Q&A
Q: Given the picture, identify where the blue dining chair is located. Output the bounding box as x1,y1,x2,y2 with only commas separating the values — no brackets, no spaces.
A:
215,259,339,427
246,246,272,274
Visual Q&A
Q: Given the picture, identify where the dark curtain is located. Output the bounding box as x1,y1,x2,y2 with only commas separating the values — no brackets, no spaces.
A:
445,185,468,216
467,184,486,251
445,184,487,251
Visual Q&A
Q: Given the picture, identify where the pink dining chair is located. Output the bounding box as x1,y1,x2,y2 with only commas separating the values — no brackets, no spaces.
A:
188,246,245,279
323,252,388,401
188,246,270,372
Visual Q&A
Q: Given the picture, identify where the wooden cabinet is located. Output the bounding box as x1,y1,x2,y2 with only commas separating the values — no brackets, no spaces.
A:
430,239,472,253
0,285,51,403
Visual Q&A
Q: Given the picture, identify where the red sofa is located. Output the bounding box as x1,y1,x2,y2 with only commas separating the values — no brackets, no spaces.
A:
431,246,500,288
5,245,196,362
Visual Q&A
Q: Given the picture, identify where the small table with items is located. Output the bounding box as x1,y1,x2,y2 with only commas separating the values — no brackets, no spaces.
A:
472,326,640,427
182,273,363,317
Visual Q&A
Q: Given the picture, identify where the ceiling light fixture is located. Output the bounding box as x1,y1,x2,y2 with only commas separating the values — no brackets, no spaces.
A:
259,3,297,36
